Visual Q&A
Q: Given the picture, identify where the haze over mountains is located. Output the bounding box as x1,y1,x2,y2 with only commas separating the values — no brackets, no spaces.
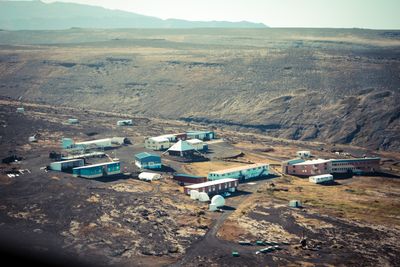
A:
0,0,267,30
0,28,399,151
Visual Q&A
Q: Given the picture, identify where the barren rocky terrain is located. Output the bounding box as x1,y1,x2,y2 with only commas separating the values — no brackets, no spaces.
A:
0,28,399,151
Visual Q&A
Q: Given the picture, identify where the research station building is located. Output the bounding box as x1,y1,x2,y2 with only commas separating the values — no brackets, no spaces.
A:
207,163,269,182
184,178,238,195
134,152,162,170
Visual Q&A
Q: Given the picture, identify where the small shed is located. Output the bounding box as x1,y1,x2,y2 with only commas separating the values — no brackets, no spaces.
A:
117,119,133,126
68,118,79,124
135,152,162,170
29,135,37,142
186,130,215,141
16,107,25,113
138,172,161,181
167,140,195,157
289,200,302,208
61,138,74,149
309,174,333,184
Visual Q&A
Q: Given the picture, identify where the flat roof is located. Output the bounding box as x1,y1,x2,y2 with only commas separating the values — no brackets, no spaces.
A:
293,159,330,166
73,161,119,170
185,178,238,189
209,163,268,175
150,136,170,142
330,157,380,162
187,130,213,134
187,139,203,144
310,174,333,178
51,159,84,164
174,173,205,178
75,138,111,145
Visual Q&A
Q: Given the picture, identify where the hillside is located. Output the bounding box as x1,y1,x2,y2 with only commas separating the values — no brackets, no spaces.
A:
0,1,266,30
0,28,399,151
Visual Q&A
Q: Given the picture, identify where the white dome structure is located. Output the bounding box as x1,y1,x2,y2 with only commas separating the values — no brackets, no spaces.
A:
211,195,225,207
198,192,210,202
190,190,200,200
138,172,161,181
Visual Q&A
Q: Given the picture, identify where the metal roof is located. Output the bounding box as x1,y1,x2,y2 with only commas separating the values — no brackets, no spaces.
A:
187,139,203,144
168,140,195,152
73,161,119,170
185,178,238,189
135,152,160,160
293,159,330,166
330,157,380,163
75,138,112,145
174,173,205,178
209,163,268,175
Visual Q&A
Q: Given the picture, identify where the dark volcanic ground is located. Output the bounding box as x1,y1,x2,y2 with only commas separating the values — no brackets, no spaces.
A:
0,28,399,151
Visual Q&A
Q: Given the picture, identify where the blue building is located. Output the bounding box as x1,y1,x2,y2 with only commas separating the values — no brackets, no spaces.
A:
186,131,215,141
73,161,120,179
134,152,162,170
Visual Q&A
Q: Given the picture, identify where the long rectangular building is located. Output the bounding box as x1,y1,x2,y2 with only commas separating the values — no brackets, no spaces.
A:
50,159,84,171
208,163,269,181
282,157,380,176
184,178,238,195
330,157,380,174
73,161,120,179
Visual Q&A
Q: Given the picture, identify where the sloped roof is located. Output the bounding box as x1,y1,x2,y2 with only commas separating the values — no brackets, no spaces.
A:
135,152,160,160
168,140,195,152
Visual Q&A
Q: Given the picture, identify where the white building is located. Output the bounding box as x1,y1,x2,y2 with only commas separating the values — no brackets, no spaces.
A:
208,163,269,181
187,139,208,152
309,174,333,184
75,138,113,149
138,172,161,181
144,136,171,150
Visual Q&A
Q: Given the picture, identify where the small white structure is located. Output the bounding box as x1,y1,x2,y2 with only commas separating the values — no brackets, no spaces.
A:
198,192,210,202
211,195,225,207
117,119,133,126
209,204,218,211
190,190,200,200
138,172,161,181
16,107,25,113
297,150,311,159
309,174,333,184
28,135,37,142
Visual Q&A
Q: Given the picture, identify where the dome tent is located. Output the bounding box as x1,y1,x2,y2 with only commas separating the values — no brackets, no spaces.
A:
190,190,200,200
211,195,225,207
198,192,210,202
138,172,161,181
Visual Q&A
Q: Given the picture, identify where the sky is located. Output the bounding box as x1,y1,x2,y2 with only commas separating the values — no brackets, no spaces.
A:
35,0,400,29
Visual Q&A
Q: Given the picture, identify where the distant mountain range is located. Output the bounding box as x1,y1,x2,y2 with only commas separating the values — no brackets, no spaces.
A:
0,1,267,30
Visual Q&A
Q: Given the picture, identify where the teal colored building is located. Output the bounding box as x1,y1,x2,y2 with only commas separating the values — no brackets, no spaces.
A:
134,152,162,170
62,138,74,149
186,131,215,141
73,161,120,179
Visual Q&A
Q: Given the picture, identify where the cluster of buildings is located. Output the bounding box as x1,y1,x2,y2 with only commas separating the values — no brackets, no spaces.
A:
61,137,129,150
177,163,270,197
282,157,380,177
49,158,121,179
144,130,214,153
